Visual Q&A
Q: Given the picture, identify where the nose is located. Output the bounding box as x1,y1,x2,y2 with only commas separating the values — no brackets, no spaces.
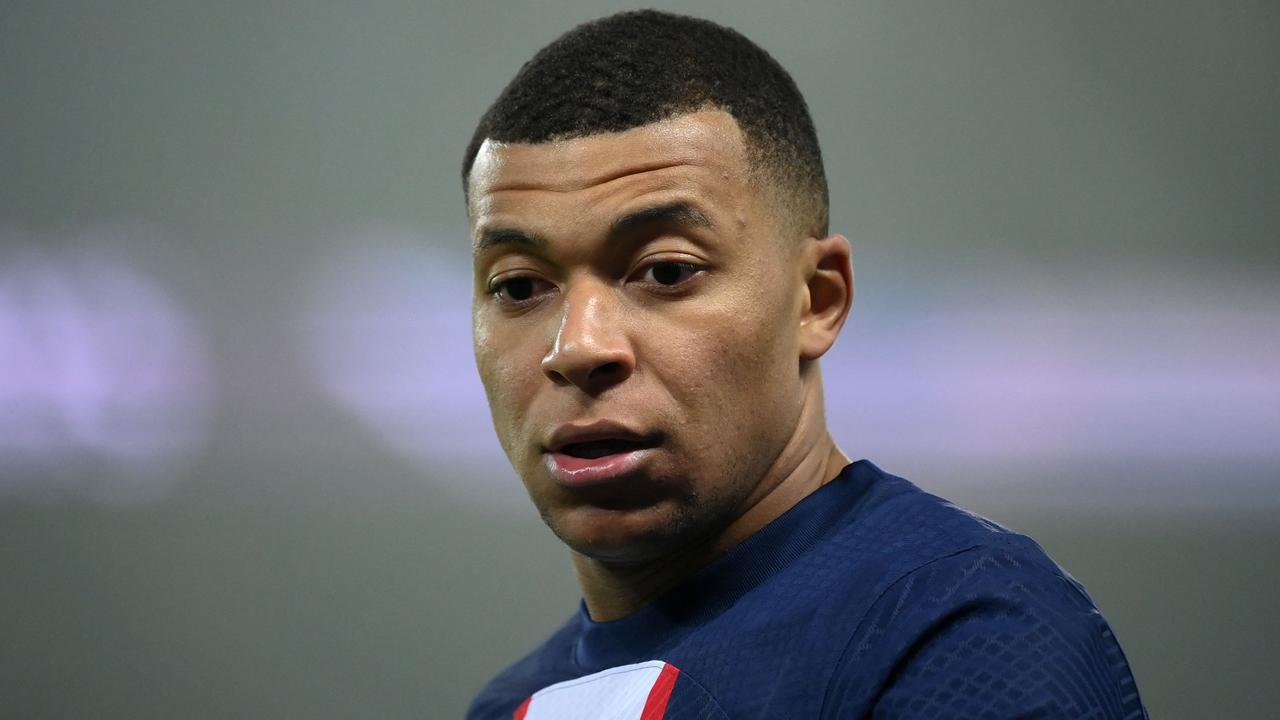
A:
541,281,634,394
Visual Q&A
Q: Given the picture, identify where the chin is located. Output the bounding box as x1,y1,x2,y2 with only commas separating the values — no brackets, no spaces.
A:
546,500,709,565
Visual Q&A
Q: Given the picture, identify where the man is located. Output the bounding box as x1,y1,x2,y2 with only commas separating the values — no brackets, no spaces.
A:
463,10,1146,719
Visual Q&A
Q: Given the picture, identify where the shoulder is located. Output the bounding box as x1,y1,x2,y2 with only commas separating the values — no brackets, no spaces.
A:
818,489,1147,718
817,463,1044,598
831,464,1110,639
851,536,1108,654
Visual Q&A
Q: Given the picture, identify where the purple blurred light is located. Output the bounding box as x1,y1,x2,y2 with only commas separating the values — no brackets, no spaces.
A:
299,226,523,509
298,229,1279,510
825,300,1280,466
0,229,215,505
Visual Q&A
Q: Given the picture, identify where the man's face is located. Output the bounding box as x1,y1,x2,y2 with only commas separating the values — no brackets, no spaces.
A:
468,110,808,564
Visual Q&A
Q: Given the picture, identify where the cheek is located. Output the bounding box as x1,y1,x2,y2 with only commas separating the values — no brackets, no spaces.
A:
719,267,799,371
473,319,543,458
657,278,799,430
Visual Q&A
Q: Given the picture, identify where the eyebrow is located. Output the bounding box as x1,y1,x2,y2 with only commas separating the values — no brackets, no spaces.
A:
610,201,713,238
473,200,714,255
474,227,547,254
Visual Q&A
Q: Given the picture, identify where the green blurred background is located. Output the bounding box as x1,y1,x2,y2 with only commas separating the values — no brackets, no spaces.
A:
2,2,1277,717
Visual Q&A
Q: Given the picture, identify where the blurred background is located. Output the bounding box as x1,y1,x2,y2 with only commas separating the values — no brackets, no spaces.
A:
2,1,1276,717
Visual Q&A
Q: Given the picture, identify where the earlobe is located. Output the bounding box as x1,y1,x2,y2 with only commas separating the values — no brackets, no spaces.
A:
798,234,853,361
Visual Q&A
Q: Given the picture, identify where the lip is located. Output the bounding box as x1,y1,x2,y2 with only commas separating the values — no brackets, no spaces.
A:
543,420,660,487
546,419,653,452
545,447,655,487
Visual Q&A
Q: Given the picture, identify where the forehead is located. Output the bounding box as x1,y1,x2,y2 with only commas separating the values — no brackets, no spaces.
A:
467,110,755,232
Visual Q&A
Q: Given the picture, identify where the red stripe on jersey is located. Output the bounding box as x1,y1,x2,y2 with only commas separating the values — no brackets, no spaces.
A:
512,696,531,720
639,663,680,719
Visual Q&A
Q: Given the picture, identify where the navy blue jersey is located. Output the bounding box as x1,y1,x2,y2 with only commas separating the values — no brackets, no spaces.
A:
468,461,1147,719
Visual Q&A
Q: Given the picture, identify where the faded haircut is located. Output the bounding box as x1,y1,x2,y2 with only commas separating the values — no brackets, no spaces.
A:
462,9,829,238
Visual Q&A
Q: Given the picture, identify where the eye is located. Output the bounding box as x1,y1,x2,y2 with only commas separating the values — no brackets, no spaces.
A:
491,276,553,304
639,261,701,287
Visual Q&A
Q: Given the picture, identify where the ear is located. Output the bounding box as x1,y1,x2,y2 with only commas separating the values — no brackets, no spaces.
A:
798,234,853,361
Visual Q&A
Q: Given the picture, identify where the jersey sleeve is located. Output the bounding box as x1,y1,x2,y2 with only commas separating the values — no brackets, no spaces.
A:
824,541,1147,720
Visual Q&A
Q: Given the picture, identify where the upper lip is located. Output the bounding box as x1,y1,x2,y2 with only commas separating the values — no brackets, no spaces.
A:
545,420,658,453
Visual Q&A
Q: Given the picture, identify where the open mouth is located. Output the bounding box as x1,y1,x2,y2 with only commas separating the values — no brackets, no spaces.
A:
558,438,654,459
545,422,665,486
545,429,663,487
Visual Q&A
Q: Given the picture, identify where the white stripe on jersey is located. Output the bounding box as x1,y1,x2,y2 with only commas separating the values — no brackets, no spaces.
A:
522,660,669,720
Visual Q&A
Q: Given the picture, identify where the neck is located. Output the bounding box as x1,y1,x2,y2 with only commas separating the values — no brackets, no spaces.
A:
573,374,849,621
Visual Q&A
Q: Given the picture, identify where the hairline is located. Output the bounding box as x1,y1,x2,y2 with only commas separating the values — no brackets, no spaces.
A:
465,107,827,241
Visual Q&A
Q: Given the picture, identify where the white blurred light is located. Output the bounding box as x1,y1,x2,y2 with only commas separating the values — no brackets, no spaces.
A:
824,283,1280,495
299,225,524,510
299,228,1280,510
0,226,215,505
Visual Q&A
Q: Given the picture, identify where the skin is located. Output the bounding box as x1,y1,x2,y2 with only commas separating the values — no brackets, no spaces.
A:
468,109,853,621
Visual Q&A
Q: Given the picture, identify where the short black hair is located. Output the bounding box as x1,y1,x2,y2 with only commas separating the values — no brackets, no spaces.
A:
462,9,829,238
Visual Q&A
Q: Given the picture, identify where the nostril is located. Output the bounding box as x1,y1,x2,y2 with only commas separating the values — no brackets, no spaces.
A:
590,361,623,380
545,367,572,386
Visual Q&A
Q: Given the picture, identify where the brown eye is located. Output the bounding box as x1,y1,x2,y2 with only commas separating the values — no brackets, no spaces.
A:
492,277,550,303
643,262,699,287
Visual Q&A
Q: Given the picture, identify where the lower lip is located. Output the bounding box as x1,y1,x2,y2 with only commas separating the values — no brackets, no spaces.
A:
545,448,652,487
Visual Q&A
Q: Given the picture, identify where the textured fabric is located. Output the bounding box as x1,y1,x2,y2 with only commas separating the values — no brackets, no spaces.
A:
467,461,1148,719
